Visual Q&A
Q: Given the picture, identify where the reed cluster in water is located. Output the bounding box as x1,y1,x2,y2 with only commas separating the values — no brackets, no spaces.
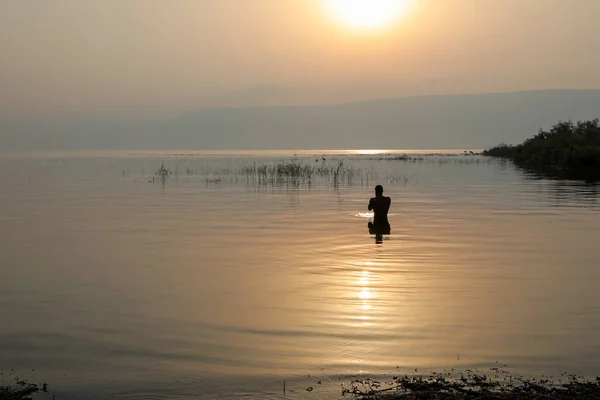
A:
149,155,490,186
240,159,361,185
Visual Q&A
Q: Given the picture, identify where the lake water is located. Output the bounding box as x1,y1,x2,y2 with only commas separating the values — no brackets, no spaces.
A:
1,150,599,399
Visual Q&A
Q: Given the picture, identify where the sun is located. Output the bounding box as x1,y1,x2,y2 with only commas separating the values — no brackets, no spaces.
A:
324,0,412,31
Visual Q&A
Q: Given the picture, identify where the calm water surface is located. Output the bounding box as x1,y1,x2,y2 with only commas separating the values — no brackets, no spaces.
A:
0,150,599,399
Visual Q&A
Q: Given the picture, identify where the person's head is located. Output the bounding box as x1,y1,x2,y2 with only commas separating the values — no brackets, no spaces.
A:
375,185,383,195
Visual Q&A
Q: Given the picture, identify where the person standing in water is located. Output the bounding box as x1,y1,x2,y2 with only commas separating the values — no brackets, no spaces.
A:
368,185,391,242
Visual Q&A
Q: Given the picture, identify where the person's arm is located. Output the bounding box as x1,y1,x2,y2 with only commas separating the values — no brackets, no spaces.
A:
368,198,373,211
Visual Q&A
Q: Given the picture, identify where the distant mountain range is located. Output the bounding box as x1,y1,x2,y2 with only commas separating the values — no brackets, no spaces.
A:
2,90,600,150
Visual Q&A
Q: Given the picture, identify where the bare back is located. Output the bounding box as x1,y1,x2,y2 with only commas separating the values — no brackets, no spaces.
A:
368,195,391,226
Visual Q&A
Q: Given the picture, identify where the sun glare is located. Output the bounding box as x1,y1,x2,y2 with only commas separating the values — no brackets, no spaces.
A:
325,0,412,31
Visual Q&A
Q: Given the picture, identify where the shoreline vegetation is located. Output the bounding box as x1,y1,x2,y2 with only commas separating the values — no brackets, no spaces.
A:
483,119,600,181
4,367,600,400
344,367,600,399
0,381,48,400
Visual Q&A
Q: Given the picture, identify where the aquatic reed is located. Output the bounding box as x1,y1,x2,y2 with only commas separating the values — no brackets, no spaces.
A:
240,159,362,186
151,157,419,186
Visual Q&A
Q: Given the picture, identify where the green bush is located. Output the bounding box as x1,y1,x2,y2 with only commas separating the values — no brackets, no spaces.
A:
485,119,600,180
482,143,516,158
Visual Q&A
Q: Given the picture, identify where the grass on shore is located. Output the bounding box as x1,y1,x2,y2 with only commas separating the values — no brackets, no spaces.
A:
344,367,600,400
0,380,48,400
4,366,600,399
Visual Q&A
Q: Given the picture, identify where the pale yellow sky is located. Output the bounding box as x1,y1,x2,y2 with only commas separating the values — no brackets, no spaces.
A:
1,0,600,117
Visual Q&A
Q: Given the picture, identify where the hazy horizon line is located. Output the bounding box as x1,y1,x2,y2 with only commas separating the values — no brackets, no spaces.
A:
177,87,600,114
0,148,484,158
2,87,598,121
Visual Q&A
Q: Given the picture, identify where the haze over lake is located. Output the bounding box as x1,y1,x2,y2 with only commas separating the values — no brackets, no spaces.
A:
3,0,600,398
3,90,600,151
1,150,598,399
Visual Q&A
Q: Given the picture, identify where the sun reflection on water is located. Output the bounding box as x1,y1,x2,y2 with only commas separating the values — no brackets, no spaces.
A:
356,269,374,325
352,149,390,155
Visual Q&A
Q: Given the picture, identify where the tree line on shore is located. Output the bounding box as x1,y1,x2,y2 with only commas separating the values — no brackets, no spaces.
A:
483,118,600,180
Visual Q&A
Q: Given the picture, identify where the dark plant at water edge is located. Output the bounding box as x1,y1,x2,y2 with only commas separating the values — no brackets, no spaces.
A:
481,143,516,159
484,119,600,180
0,374,49,400
343,366,600,400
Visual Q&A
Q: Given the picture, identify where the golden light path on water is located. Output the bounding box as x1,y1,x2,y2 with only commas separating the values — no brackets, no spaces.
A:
1,152,599,399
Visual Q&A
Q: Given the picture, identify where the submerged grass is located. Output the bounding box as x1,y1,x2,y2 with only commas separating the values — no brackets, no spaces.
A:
343,366,600,400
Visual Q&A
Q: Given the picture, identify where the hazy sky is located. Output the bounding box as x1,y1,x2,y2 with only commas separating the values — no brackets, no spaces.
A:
2,0,600,118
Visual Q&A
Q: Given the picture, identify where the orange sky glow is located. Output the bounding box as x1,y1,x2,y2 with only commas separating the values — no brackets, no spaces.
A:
1,0,599,116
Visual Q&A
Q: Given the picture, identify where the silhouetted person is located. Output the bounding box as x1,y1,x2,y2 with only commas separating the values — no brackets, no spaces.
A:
368,185,391,243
